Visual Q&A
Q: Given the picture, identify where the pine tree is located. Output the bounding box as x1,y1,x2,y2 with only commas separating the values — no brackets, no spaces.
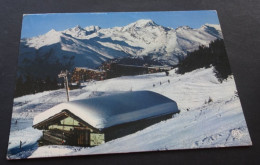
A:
176,39,232,82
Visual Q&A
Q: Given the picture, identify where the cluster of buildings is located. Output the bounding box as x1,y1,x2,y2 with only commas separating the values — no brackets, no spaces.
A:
70,63,172,84
70,67,107,83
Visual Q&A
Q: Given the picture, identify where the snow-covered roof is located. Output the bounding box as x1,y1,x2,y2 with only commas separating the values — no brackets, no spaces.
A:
33,91,178,129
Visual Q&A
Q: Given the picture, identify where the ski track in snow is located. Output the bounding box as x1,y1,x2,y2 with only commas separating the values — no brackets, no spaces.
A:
7,67,252,159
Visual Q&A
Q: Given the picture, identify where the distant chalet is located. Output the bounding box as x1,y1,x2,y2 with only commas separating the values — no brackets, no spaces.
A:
33,91,179,147
71,64,172,83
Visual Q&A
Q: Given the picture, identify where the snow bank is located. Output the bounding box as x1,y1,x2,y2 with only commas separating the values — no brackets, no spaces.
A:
29,145,83,158
33,91,179,129
30,96,251,158
7,127,42,159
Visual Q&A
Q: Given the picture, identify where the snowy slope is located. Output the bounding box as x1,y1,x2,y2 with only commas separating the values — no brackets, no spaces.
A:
30,95,249,157
29,68,251,158
11,88,89,119
7,66,251,159
28,67,251,158
18,19,222,79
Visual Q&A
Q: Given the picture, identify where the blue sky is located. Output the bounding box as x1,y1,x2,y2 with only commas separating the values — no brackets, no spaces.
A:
21,10,220,38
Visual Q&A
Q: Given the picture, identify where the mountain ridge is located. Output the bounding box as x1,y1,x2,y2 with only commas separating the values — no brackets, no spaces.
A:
19,19,222,79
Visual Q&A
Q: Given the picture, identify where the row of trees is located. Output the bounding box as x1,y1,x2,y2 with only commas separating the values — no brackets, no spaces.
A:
14,48,74,97
14,75,60,97
176,39,232,82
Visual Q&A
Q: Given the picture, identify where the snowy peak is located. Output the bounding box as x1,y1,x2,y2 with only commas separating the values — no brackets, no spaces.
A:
122,19,159,31
202,24,221,31
199,24,222,38
44,29,62,38
24,29,62,49
131,19,157,27
73,25,82,29
176,26,192,30
63,25,87,38
63,25,85,35
62,25,101,38
85,25,101,33
46,29,58,35
71,25,85,32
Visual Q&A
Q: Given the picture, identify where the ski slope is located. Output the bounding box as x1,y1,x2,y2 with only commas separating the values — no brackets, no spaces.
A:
7,67,252,159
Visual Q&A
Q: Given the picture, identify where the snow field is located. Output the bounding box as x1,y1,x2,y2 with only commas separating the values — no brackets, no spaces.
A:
30,96,250,158
8,67,252,158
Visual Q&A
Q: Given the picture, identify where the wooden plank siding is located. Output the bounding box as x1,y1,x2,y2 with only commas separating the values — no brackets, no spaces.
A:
33,110,99,133
35,110,103,146
36,110,174,146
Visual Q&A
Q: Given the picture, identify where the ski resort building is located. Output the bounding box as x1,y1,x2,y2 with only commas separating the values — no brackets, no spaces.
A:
101,62,172,78
32,91,179,147
71,67,107,83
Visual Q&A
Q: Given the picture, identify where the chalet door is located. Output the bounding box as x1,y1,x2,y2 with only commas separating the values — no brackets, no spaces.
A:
75,128,90,146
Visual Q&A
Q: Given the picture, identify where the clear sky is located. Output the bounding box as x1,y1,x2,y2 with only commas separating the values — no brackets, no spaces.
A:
21,10,220,38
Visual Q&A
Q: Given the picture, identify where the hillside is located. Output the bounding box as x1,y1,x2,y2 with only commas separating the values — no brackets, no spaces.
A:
7,67,251,159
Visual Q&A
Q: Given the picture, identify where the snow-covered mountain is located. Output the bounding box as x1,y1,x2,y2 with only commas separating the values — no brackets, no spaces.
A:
19,19,222,78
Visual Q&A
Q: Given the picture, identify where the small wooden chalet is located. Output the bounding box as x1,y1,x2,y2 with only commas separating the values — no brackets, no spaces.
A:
33,91,179,147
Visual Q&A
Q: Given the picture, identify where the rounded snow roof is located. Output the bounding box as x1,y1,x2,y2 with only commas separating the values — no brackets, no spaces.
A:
33,91,178,129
